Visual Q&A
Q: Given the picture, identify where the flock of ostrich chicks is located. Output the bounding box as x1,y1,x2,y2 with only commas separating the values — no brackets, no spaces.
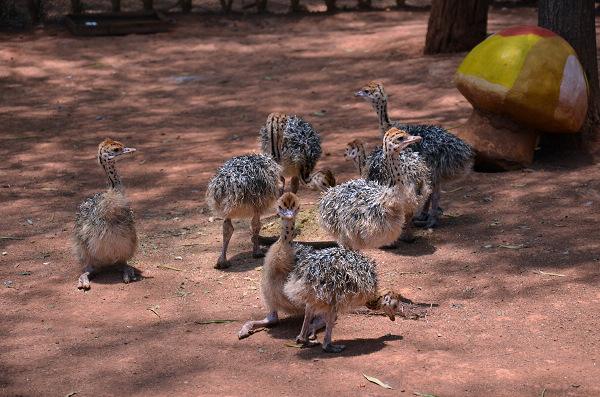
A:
73,81,473,353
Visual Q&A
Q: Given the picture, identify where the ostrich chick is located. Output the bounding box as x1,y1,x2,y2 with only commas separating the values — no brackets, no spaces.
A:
356,81,473,227
345,138,431,242
281,210,403,353
206,154,281,269
73,138,137,290
238,193,321,339
319,129,422,249
306,168,337,192
259,112,322,194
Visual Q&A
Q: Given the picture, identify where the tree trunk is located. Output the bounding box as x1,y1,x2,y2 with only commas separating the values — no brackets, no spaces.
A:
424,0,489,54
324,0,336,12
181,0,192,12
357,0,372,9
70,0,82,14
219,0,234,12
142,0,154,10
256,0,268,12
539,0,599,149
111,0,121,12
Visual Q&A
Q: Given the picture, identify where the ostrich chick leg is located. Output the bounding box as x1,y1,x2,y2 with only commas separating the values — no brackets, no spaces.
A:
122,263,137,283
279,176,286,196
77,264,94,290
308,315,326,340
251,212,264,258
322,309,345,353
216,218,234,269
238,311,278,339
295,305,319,346
290,176,300,194
424,182,442,228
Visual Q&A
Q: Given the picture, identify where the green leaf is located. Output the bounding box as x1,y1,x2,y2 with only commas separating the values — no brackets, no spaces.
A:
363,374,393,389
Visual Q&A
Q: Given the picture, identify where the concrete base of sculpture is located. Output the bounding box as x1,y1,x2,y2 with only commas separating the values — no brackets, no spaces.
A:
455,109,539,171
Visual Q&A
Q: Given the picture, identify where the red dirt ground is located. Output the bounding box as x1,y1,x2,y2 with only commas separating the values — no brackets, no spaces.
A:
1,7,599,397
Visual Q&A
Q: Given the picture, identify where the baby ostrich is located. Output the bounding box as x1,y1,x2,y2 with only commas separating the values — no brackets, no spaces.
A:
345,139,431,242
73,138,137,290
319,128,423,249
355,81,473,227
259,112,322,194
238,193,318,339
306,168,336,192
206,154,281,269
261,194,402,353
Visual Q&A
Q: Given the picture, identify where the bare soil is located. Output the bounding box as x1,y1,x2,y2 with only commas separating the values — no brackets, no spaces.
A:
1,7,599,397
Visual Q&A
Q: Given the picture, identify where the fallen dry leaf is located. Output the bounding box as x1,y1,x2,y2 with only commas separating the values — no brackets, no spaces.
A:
363,374,393,389
443,186,463,193
533,270,565,277
147,305,161,319
157,264,183,271
498,244,524,250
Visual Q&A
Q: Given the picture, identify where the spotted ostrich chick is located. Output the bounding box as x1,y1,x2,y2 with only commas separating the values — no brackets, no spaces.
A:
273,194,404,352
238,193,321,339
345,138,431,242
306,168,336,192
285,249,404,353
355,81,473,227
206,154,281,269
259,112,322,194
318,129,422,249
73,138,138,290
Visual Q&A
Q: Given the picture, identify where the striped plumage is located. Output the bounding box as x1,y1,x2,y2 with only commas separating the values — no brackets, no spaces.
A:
259,113,322,193
206,154,281,268
356,81,473,227
73,138,138,290
306,168,337,192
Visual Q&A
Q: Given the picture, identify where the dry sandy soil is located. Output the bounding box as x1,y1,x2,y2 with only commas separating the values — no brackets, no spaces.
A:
1,6,599,397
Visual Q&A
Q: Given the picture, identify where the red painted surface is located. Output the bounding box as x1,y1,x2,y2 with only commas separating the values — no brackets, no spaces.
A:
498,25,556,38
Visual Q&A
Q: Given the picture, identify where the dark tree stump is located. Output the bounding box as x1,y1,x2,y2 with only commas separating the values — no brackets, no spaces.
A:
424,0,489,54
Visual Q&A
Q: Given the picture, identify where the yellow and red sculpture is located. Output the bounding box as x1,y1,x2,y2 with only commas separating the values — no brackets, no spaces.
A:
455,26,589,169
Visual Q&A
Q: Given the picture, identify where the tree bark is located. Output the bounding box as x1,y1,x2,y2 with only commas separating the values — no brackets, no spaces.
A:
424,0,489,54
142,0,154,10
70,0,82,14
181,0,192,12
111,0,121,12
539,0,599,149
